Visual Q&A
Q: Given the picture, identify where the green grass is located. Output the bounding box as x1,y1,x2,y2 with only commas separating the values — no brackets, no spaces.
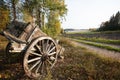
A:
73,37,120,45
66,30,120,35
75,39,120,52
65,30,120,45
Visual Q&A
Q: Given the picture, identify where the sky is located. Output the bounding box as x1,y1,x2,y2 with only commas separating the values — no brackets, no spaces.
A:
62,0,120,29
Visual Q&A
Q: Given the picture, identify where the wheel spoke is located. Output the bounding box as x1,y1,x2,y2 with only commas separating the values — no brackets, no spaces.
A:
47,60,53,66
42,41,48,53
35,45,43,54
30,52,42,57
46,42,53,53
35,61,42,74
48,46,55,54
28,57,41,63
31,47,36,51
41,62,45,74
42,40,45,53
45,39,49,52
50,56,55,61
48,52,56,56
44,61,47,74
30,60,40,71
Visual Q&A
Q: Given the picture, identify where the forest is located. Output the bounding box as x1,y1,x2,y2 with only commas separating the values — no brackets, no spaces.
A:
98,11,120,31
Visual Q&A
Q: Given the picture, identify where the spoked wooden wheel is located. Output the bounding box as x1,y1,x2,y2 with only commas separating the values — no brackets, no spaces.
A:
23,37,58,78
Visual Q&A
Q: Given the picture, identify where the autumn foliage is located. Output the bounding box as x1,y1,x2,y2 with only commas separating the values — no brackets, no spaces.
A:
0,7,10,30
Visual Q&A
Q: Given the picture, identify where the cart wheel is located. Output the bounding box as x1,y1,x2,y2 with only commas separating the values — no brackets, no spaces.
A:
23,37,58,78
5,42,12,63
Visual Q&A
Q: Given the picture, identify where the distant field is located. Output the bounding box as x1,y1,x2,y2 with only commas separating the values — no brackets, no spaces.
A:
65,30,120,40
65,31,120,40
64,31,120,45
64,30,120,52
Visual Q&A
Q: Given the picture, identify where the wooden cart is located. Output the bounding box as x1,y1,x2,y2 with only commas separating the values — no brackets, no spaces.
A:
1,21,61,78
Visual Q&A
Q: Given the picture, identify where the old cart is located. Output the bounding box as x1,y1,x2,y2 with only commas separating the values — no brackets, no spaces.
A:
0,21,61,78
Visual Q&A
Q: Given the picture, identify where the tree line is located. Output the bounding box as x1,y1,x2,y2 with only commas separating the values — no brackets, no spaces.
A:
98,11,120,31
0,0,67,37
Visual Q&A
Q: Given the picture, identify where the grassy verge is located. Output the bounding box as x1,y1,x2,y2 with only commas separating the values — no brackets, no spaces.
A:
72,37,120,45
66,30,120,34
75,39,120,52
52,38,120,80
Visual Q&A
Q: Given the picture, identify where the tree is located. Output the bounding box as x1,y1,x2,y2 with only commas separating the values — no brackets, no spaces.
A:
5,0,19,21
43,0,67,37
1,0,67,36
44,11,61,37
0,0,5,7
0,1,10,30
23,0,67,37
98,11,120,31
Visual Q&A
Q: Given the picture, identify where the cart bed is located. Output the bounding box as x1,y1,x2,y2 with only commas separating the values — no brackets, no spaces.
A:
3,21,46,43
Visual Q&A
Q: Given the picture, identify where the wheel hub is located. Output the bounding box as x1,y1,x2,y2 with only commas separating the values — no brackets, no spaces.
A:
41,54,48,61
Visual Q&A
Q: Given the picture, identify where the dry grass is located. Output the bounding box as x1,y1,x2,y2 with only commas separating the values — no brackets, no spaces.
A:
0,37,120,80
59,37,84,48
52,38,120,80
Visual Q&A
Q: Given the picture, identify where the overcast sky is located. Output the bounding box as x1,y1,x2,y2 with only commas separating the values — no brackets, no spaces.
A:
62,0,120,29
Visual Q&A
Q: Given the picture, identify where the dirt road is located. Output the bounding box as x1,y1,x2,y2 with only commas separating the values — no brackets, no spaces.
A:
73,41,120,62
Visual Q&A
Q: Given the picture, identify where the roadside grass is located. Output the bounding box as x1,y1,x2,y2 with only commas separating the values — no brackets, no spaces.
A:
71,37,120,45
52,38,120,80
59,37,78,47
66,30,120,34
74,39,120,52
